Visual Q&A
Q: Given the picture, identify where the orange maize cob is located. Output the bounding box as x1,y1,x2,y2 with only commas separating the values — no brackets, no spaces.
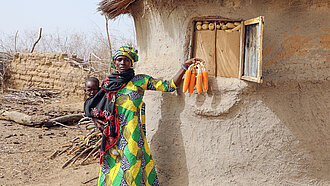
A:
202,70,208,92
182,66,192,93
188,69,196,96
196,67,203,94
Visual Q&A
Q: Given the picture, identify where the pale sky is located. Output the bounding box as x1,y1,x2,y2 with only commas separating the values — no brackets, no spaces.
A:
0,0,135,39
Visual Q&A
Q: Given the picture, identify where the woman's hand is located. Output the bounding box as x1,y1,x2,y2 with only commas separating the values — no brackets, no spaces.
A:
173,58,205,87
92,118,105,132
182,58,195,69
182,58,204,70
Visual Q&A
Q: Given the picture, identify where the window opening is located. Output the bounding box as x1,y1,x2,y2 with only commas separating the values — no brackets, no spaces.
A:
190,16,264,83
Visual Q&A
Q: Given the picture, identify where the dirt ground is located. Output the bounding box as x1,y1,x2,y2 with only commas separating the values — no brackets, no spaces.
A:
0,90,100,186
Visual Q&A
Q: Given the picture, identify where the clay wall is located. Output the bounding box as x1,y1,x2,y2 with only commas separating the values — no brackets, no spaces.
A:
8,53,90,96
130,0,329,185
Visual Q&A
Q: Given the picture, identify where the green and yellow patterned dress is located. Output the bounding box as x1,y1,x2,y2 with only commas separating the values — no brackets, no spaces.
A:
98,74,177,186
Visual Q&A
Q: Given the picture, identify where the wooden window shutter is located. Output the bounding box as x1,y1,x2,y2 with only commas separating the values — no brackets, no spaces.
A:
239,16,264,83
193,26,216,76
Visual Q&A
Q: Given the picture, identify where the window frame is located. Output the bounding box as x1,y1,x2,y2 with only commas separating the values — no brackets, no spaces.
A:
189,16,264,83
239,16,264,83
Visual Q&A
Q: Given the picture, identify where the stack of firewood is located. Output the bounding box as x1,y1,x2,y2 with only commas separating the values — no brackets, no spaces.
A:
50,117,102,168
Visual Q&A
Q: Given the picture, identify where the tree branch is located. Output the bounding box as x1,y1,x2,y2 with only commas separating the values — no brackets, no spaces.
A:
14,30,19,53
30,28,43,53
105,16,112,74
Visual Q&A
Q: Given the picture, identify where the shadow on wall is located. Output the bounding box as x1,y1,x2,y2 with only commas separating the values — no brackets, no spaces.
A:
260,80,330,181
150,92,189,185
195,77,221,110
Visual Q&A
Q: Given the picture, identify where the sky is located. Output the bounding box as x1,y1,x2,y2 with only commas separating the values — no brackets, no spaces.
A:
0,0,135,40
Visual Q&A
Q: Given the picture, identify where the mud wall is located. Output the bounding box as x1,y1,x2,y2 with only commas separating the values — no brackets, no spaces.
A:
8,53,88,96
130,0,329,185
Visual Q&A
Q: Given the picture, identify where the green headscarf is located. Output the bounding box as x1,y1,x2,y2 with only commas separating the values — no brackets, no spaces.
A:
111,46,138,69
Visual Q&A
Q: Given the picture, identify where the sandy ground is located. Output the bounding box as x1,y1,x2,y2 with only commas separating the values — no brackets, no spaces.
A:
0,91,100,186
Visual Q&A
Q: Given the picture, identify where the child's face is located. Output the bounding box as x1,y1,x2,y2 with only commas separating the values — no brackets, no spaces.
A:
85,81,99,97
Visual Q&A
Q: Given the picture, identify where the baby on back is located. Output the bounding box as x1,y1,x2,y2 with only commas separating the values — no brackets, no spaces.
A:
84,77,119,156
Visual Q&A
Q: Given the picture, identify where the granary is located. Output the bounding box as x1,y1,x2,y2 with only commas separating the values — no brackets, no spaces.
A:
98,0,329,185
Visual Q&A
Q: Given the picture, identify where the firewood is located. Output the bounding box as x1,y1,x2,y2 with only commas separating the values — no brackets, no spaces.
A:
62,152,80,168
54,129,102,168
70,148,92,166
58,146,72,156
80,147,98,165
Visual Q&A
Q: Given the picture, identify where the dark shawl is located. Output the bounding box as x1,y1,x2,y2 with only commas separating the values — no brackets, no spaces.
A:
84,68,135,163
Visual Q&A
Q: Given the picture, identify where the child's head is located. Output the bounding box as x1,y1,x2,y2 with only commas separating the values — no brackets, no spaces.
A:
85,77,100,97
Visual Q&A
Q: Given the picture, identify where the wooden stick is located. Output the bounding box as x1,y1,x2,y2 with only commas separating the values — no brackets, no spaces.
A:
90,53,101,60
80,147,98,165
79,121,94,125
44,113,84,127
68,144,79,154
82,176,98,184
70,148,91,166
78,117,92,125
14,30,18,53
30,28,42,53
49,150,59,159
214,21,217,77
49,113,84,123
71,136,81,143
85,128,96,137
105,16,113,74
71,146,83,155
62,152,80,168
93,150,100,160
86,124,96,130
54,121,80,129
58,146,72,156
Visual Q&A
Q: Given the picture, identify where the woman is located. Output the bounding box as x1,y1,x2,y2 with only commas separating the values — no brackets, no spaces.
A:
84,46,198,185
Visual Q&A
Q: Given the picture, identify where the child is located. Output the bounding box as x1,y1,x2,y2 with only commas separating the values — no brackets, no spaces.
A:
84,77,119,156
84,77,100,101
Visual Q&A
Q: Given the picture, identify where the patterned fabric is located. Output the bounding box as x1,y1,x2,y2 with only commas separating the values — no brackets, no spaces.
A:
113,46,139,64
84,69,135,163
98,74,177,186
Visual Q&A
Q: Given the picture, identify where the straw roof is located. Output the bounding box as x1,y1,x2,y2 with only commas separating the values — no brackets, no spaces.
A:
98,0,136,19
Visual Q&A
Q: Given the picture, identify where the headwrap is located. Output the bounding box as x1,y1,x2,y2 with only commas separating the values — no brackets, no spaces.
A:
111,46,138,69
84,68,135,163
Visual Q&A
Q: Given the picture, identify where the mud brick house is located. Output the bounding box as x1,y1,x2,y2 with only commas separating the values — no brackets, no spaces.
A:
97,0,329,185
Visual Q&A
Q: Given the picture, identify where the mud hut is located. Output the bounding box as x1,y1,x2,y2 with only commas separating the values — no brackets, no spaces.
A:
98,0,329,185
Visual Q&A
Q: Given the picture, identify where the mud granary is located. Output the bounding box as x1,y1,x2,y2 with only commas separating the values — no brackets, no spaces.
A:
100,0,330,185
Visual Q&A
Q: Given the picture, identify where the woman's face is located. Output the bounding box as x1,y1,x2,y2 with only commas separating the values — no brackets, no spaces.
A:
114,56,132,73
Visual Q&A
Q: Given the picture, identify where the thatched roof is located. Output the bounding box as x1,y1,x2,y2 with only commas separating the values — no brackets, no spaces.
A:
98,0,136,19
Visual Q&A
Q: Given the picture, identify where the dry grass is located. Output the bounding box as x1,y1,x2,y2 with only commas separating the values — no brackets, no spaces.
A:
98,0,136,19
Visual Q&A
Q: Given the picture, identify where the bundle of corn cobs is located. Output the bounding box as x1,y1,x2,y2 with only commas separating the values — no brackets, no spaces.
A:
183,59,208,96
